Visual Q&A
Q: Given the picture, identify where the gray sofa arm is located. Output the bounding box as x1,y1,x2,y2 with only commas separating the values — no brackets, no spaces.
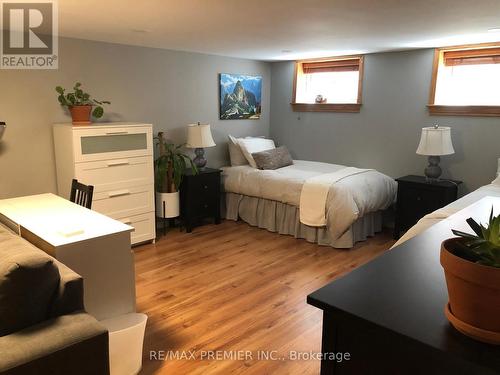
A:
0,312,109,375
49,260,84,317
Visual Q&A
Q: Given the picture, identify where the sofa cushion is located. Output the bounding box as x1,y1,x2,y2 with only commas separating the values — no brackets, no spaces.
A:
0,312,109,375
0,225,60,336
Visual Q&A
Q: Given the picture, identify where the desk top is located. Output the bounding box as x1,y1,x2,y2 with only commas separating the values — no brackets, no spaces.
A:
0,193,132,247
308,196,500,371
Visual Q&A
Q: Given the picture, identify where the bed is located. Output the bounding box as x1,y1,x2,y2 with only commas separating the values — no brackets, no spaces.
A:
393,180,500,248
221,160,397,248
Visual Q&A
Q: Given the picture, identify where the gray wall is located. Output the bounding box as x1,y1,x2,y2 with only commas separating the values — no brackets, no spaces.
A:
270,49,500,193
0,38,271,198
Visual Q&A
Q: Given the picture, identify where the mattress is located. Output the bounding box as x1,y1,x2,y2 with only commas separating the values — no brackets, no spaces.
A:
221,160,397,241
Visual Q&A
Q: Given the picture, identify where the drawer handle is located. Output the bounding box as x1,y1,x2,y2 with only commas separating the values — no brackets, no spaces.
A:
106,160,130,167
121,218,132,225
105,131,129,135
108,189,130,198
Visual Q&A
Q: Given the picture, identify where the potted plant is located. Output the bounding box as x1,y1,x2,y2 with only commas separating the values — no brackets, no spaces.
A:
56,82,110,125
441,207,500,344
154,132,198,219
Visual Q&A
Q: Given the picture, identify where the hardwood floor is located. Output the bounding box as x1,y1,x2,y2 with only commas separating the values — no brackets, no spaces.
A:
134,220,395,375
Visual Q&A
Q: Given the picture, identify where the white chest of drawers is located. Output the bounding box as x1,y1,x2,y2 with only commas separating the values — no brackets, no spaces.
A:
53,122,156,245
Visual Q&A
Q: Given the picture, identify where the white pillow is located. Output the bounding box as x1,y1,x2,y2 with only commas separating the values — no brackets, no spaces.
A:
228,135,248,166
237,138,276,168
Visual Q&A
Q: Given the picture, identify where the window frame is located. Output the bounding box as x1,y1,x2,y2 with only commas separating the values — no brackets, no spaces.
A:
291,55,364,113
428,42,500,117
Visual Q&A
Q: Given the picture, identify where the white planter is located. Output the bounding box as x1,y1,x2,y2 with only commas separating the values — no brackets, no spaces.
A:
155,191,180,218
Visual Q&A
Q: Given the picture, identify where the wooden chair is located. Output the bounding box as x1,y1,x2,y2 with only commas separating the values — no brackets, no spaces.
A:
70,179,94,209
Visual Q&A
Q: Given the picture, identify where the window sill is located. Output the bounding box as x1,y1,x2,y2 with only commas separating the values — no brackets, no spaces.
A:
290,103,361,113
427,105,500,117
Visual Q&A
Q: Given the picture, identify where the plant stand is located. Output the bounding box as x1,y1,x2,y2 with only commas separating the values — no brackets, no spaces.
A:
155,192,179,237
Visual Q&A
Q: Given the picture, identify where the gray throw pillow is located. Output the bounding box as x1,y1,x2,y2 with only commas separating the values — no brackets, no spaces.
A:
0,227,60,336
252,146,293,170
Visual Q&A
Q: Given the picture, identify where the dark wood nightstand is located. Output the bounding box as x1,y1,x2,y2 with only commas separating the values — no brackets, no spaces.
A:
394,175,462,239
180,168,221,233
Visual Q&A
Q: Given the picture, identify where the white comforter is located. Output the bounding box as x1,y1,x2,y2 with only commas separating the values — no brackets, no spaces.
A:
221,160,397,240
393,183,500,248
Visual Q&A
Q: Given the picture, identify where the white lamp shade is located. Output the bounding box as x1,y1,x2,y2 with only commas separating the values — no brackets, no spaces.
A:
416,126,454,156
186,124,216,148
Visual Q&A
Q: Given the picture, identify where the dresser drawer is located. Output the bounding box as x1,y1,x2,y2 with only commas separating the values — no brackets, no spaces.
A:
92,184,154,218
118,212,155,245
73,125,153,163
75,156,153,193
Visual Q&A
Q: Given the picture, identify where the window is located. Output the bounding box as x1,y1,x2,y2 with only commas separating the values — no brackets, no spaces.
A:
291,56,364,112
428,43,500,116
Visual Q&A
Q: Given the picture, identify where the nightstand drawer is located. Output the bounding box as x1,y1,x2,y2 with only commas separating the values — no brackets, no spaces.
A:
189,174,219,196
188,200,216,217
398,187,441,215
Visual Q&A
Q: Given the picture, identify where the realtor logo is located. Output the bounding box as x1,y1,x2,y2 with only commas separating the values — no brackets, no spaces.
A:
0,0,58,69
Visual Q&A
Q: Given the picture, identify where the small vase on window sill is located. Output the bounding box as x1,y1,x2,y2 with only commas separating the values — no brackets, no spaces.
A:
315,95,327,104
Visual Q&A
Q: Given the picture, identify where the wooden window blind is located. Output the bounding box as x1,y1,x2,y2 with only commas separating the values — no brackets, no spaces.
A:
302,58,360,73
443,48,500,66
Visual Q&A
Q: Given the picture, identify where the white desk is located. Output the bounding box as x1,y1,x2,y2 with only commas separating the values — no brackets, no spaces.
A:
0,193,136,321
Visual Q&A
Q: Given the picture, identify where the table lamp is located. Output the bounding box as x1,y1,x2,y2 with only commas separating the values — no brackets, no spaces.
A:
416,125,454,181
186,122,216,169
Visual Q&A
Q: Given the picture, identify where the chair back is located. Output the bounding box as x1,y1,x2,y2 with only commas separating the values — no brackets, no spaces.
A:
70,179,94,209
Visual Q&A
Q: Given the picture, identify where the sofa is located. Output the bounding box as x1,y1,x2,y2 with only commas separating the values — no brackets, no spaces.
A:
0,223,110,375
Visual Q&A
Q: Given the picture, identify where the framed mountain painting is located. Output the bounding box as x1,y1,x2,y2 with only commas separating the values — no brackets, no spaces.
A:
219,73,262,120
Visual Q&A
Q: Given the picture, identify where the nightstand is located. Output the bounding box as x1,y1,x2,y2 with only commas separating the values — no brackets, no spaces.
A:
394,175,462,239
180,168,221,233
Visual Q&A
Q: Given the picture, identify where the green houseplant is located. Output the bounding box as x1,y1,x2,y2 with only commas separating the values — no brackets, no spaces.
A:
154,132,198,218
441,207,500,344
56,82,110,125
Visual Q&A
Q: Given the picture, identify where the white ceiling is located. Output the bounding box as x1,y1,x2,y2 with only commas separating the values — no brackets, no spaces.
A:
59,0,500,61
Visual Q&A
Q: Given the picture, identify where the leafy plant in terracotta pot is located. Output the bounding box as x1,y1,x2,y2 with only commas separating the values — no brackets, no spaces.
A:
441,207,500,344
154,132,198,219
56,82,110,125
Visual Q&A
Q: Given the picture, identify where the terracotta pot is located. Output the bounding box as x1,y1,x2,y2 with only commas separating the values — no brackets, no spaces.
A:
69,105,92,125
441,238,500,339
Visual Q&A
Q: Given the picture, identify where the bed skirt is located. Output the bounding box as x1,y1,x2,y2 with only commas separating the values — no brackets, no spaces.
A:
222,192,382,249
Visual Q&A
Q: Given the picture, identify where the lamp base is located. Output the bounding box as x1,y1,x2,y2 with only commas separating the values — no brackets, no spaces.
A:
193,148,207,169
424,155,442,182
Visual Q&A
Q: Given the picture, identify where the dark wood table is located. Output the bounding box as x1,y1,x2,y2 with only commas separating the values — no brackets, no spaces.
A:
308,196,500,375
